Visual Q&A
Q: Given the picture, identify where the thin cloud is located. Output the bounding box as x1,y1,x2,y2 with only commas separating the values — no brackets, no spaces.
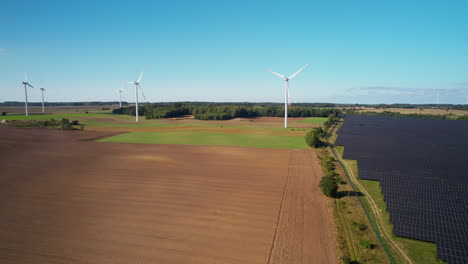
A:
0,48,5,55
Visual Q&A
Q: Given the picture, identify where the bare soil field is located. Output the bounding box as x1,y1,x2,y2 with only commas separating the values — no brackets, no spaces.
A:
0,127,337,264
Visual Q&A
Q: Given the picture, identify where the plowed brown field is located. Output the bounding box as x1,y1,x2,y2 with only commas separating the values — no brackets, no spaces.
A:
0,127,337,264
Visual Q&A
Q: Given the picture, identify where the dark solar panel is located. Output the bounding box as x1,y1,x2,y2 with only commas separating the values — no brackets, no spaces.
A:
336,115,468,264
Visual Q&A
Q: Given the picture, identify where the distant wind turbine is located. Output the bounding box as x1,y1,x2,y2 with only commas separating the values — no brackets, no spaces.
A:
266,64,309,128
40,88,46,113
127,71,148,123
118,82,124,108
22,73,34,116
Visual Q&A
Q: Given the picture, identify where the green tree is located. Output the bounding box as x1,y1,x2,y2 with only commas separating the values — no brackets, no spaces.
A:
319,175,338,197
305,127,326,148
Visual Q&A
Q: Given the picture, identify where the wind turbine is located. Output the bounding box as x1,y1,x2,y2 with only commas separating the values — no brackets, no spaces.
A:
118,82,124,108
127,71,148,122
40,88,46,112
266,64,309,128
22,73,34,116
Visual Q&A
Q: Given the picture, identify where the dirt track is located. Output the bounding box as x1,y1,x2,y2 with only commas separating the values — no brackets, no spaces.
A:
0,127,336,264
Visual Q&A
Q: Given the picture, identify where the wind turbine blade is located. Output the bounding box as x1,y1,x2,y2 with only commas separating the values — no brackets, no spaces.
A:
27,84,34,88
288,64,309,79
24,72,27,82
265,68,286,79
138,85,148,102
127,82,134,84
137,71,144,82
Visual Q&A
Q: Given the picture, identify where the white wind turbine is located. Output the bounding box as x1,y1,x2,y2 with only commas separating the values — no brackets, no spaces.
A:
22,73,34,116
266,64,309,128
39,88,46,112
127,71,148,122
118,82,124,108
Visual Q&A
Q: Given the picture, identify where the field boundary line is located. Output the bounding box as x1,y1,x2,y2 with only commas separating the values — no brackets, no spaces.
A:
328,121,412,264
267,151,294,264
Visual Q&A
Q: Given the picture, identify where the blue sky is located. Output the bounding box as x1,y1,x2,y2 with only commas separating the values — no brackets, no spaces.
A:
1,0,468,104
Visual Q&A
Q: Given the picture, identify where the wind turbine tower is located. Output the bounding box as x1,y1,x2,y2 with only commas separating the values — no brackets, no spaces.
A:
22,73,34,116
266,64,309,128
40,88,46,112
118,85,123,108
127,71,148,123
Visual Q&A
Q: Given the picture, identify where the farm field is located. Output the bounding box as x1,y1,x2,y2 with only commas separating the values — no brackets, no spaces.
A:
98,131,308,149
297,117,328,124
357,107,468,116
0,113,337,263
0,107,324,143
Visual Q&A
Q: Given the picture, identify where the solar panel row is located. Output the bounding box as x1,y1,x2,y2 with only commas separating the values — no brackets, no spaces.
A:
336,115,468,264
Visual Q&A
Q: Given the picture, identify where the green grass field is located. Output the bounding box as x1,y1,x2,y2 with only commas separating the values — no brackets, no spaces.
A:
296,117,328,124
98,131,308,149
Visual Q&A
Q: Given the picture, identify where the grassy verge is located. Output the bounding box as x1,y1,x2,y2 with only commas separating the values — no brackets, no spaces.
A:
332,121,444,264
322,124,390,263
98,131,308,149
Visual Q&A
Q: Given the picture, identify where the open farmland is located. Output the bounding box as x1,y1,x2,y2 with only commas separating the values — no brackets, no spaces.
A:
336,115,468,264
358,107,468,116
98,131,308,149
0,126,337,264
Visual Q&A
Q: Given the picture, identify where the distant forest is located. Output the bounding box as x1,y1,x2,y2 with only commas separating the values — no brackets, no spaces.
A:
112,103,342,120
344,110,468,121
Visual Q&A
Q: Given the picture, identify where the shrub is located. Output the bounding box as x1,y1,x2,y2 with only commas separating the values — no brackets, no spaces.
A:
341,256,360,264
305,129,323,148
359,239,372,249
101,107,110,110
319,175,338,197
324,160,334,172
1,112,6,116
352,221,368,231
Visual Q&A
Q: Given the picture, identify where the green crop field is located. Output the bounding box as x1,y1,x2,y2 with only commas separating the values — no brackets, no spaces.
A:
296,117,327,124
98,131,308,149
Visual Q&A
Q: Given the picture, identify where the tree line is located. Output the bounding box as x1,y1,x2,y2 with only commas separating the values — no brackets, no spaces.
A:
113,103,342,120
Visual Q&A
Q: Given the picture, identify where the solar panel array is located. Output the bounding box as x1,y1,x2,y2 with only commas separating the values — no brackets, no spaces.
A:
335,115,468,264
